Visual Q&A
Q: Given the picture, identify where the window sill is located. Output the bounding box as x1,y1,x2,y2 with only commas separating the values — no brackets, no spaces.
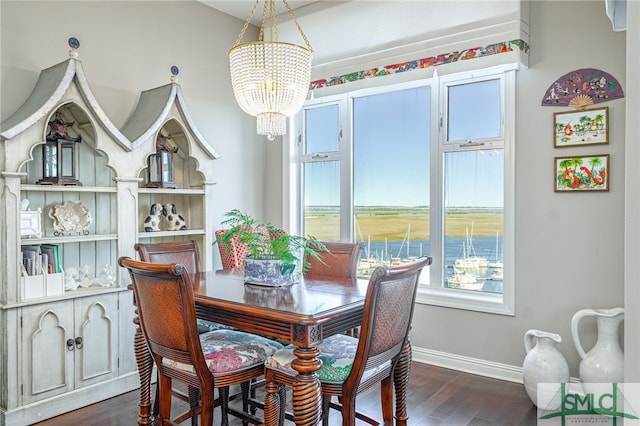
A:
416,286,514,316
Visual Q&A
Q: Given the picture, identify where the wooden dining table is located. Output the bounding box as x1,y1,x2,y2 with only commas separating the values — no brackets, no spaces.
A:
131,269,413,426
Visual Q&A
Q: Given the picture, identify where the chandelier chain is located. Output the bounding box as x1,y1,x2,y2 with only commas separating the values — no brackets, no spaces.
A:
268,0,278,43
234,0,260,47
234,0,312,50
283,0,312,51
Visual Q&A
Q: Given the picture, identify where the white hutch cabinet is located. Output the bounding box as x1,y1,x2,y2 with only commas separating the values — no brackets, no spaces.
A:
0,47,218,425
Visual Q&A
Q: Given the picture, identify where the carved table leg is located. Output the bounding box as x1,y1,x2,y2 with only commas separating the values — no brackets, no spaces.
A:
290,346,322,426
393,339,412,426
134,312,154,425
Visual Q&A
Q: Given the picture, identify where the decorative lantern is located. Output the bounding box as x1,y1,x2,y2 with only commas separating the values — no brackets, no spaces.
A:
37,110,82,186
145,130,178,189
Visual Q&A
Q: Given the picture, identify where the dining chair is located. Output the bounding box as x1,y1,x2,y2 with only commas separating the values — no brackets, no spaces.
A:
134,240,229,334
118,257,284,426
215,230,250,270
134,240,201,273
303,242,362,280
304,242,363,337
265,256,432,426
134,240,237,424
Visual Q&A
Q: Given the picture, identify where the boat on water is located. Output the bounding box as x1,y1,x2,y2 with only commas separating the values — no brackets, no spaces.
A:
453,223,488,272
488,231,503,269
489,268,503,281
446,271,485,290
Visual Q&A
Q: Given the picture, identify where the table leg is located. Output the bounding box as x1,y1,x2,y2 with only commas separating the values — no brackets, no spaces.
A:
134,314,154,425
393,339,412,426
290,346,322,426
264,345,323,426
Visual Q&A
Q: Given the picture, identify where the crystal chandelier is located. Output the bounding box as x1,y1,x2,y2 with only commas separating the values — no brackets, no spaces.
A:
229,0,313,141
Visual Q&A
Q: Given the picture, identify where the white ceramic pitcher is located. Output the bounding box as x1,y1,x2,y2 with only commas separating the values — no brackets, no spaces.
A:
523,329,569,408
571,307,624,385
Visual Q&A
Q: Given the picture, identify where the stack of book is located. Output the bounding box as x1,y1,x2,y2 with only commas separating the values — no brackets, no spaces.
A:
20,244,64,299
20,244,61,276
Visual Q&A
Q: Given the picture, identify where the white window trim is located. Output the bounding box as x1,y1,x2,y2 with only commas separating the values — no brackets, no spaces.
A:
417,66,516,316
288,65,517,316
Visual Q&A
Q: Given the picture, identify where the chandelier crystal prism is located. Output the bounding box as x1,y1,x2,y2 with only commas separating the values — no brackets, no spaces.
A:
229,0,313,141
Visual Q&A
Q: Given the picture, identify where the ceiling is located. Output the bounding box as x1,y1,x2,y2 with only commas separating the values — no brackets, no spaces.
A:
199,1,322,26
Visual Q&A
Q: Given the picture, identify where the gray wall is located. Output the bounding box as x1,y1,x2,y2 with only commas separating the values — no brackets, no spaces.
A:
1,0,633,380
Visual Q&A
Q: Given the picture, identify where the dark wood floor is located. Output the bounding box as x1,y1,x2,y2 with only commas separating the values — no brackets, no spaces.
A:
33,362,537,425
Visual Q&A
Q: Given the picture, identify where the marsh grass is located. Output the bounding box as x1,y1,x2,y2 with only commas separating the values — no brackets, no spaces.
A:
305,208,503,241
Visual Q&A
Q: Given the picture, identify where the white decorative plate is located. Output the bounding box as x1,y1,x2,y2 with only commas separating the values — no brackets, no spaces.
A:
49,200,93,236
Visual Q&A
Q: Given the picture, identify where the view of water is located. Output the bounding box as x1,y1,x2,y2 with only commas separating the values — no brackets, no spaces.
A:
358,235,502,266
357,235,503,293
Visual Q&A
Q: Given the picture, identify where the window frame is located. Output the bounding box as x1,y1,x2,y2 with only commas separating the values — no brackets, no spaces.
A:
288,64,517,316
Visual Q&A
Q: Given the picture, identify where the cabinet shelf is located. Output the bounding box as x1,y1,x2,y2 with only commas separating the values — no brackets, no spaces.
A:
4,285,129,309
138,187,205,195
137,229,205,239
21,184,117,193
21,233,118,244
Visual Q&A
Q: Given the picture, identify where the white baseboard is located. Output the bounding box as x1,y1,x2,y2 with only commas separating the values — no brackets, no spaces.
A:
411,346,580,385
411,345,525,384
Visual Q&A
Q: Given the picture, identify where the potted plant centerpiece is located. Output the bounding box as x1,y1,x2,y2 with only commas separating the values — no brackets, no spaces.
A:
215,209,328,286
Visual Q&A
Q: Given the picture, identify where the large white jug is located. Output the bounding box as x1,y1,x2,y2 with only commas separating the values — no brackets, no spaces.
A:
522,329,569,408
571,307,624,386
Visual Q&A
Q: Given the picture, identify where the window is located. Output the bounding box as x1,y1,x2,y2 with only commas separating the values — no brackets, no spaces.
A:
290,65,516,315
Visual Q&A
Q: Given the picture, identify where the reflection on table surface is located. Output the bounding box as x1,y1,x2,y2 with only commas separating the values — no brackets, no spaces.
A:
192,269,368,317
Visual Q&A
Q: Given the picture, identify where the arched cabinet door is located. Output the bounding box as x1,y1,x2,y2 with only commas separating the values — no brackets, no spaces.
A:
20,293,119,406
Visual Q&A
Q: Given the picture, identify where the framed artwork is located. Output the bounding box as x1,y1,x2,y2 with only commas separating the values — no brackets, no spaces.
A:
554,154,609,192
553,106,608,147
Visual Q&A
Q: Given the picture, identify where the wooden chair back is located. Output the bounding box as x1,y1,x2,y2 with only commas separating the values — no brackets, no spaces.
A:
118,257,209,385
346,256,431,390
134,240,201,274
303,242,362,280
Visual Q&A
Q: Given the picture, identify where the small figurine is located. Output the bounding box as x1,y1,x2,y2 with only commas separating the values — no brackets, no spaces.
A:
97,264,115,287
156,129,178,153
46,111,81,142
143,203,163,232
78,265,92,288
64,267,79,291
163,203,187,231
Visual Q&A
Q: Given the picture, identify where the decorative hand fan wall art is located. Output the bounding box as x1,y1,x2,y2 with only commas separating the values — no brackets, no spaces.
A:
541,68,624,110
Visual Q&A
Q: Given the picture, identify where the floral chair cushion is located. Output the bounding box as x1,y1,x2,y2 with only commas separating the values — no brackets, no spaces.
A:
196,318,234,334
266,334,392,384
163,329,284,374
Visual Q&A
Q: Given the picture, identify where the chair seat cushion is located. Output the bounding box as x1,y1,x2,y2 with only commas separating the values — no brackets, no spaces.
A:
163,329,284,374
196,319,234,334
267,334,390,384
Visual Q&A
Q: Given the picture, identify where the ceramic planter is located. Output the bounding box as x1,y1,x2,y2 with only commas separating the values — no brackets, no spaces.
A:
243,257,300,287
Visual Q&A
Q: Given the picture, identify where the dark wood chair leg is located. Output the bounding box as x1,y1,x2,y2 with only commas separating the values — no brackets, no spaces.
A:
188,385,200,426
393,340,412,426
278,384,287,426
134,321,155,425
321,395,331,426
219,386,230,426
263,379,282,426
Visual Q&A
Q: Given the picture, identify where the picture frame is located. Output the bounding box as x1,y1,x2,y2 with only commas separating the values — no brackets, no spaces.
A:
553,106,608,148
554,154,609,192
